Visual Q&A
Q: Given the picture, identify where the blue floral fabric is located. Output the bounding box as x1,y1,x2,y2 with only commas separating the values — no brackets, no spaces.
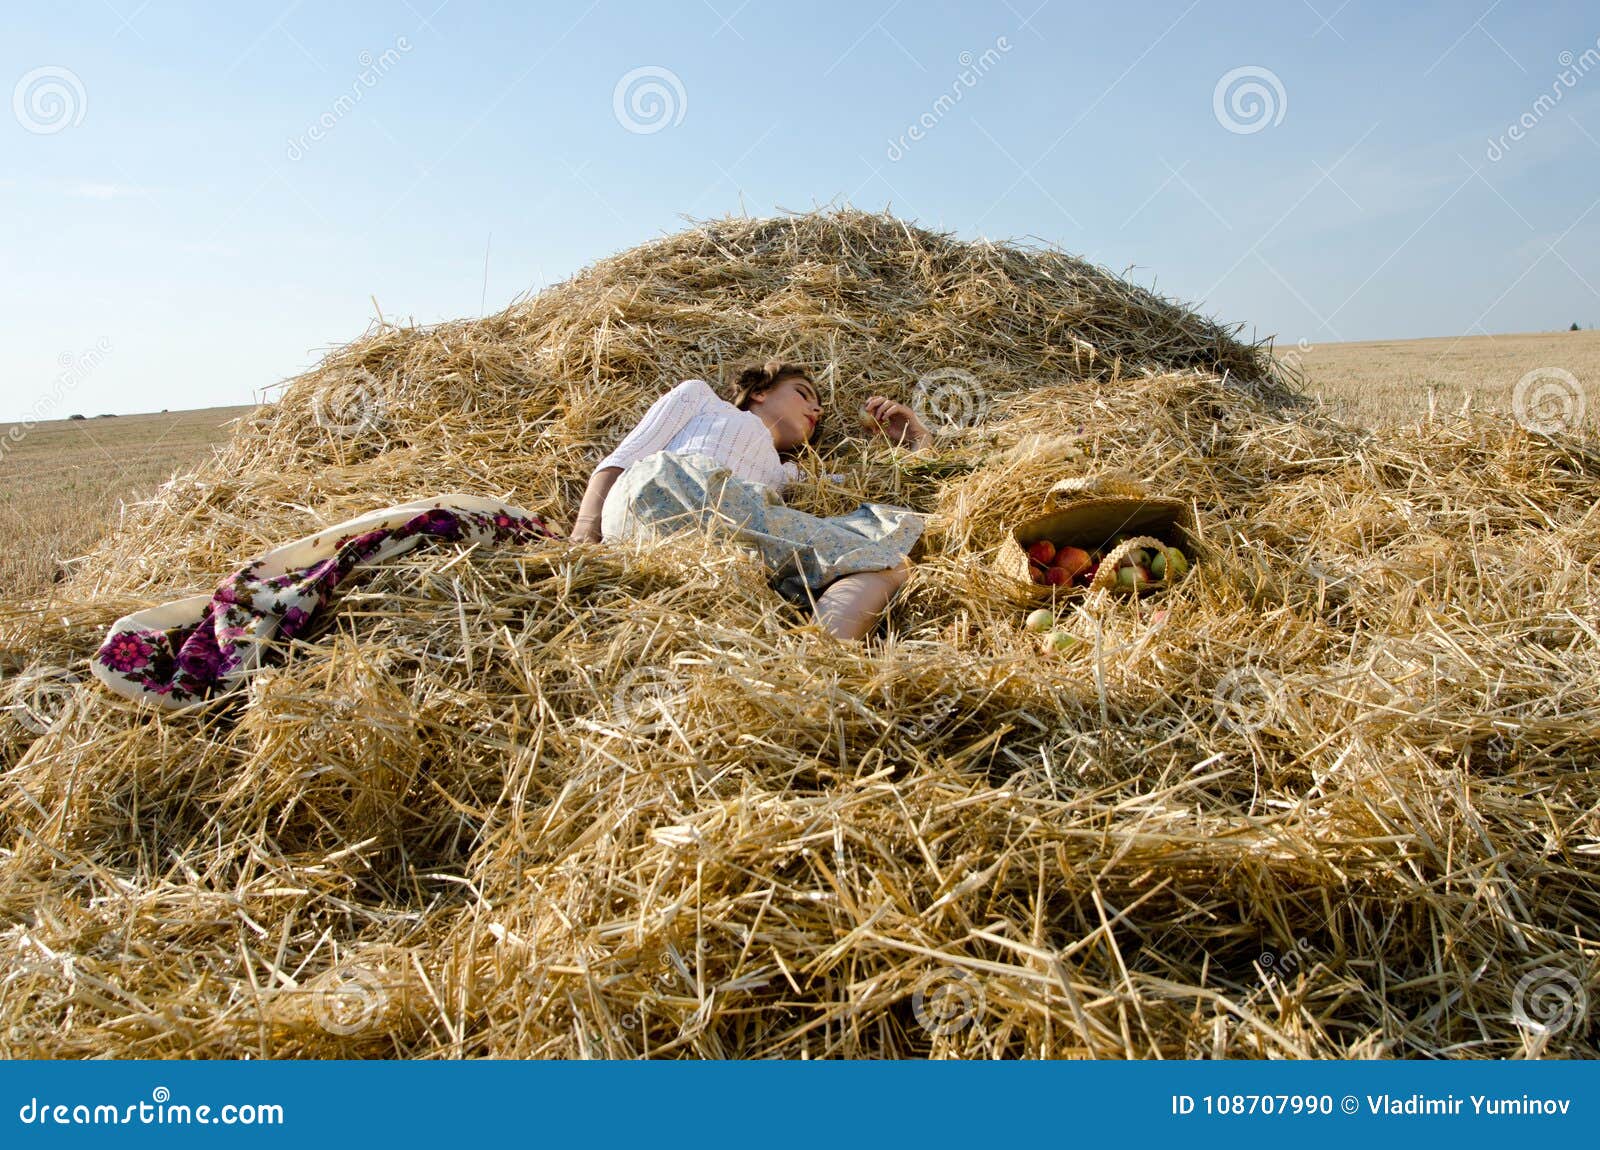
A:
601,450,926,607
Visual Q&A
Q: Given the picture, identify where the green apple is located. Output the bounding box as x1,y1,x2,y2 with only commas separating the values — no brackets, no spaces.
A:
1025,608,1054,633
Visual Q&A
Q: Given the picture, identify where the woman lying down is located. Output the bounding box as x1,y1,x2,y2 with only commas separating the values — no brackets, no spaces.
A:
88,360,933,710
570,359,934,641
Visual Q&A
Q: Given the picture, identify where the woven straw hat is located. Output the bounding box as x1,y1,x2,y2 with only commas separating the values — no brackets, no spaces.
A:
998,469,1199,595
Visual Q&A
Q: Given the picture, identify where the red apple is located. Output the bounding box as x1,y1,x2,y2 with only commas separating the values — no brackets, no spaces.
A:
1026,539,1057,565
1051,545,1092,581
1043,565,1070,585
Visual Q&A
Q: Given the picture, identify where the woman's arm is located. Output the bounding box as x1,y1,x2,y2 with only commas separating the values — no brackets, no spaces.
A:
570,466,624,542
573,379,714,542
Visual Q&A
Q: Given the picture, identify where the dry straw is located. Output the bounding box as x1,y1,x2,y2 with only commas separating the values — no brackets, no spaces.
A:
2,207,1597,1058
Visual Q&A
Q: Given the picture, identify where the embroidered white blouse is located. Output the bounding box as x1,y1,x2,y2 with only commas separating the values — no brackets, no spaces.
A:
596,378,809,497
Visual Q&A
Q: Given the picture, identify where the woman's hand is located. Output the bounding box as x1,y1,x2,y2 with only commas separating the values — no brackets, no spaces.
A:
569,515,603,544
862,396,933,449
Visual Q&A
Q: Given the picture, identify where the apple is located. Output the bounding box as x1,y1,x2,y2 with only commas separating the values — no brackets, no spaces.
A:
1116,564,1152,590
1043,565,1070,585
1046,630,1079,653
1163,547,1189,579
1149,549,1167,578
1025,608,1055,633
1026,539,1057,565
1051,545,1092,581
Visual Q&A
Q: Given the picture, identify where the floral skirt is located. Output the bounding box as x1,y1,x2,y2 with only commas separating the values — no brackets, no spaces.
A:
600,450,927,607
91,494,558,711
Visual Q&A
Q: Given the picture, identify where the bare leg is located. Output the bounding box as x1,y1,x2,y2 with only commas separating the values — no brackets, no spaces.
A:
814,559,912,641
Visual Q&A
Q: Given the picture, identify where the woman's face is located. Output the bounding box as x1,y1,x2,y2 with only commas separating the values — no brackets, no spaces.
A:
750,375,822,450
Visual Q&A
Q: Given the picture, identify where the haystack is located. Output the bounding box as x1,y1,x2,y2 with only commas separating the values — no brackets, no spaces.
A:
2,207,1596,1058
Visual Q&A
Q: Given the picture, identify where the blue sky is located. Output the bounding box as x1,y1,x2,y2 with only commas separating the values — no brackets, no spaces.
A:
4,1,1599,423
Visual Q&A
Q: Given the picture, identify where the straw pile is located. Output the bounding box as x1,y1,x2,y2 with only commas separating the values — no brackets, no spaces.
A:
2,207,1596,1058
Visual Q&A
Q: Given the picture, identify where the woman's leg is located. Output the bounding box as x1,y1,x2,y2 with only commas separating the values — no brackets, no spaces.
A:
814,558,912,641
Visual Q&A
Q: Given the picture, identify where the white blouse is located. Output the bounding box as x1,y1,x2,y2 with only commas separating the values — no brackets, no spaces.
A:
596,378,809,497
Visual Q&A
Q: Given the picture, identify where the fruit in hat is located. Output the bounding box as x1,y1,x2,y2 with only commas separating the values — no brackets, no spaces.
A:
1026,539,1057,565
1051,545,1092,581
1116,564,1152,590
